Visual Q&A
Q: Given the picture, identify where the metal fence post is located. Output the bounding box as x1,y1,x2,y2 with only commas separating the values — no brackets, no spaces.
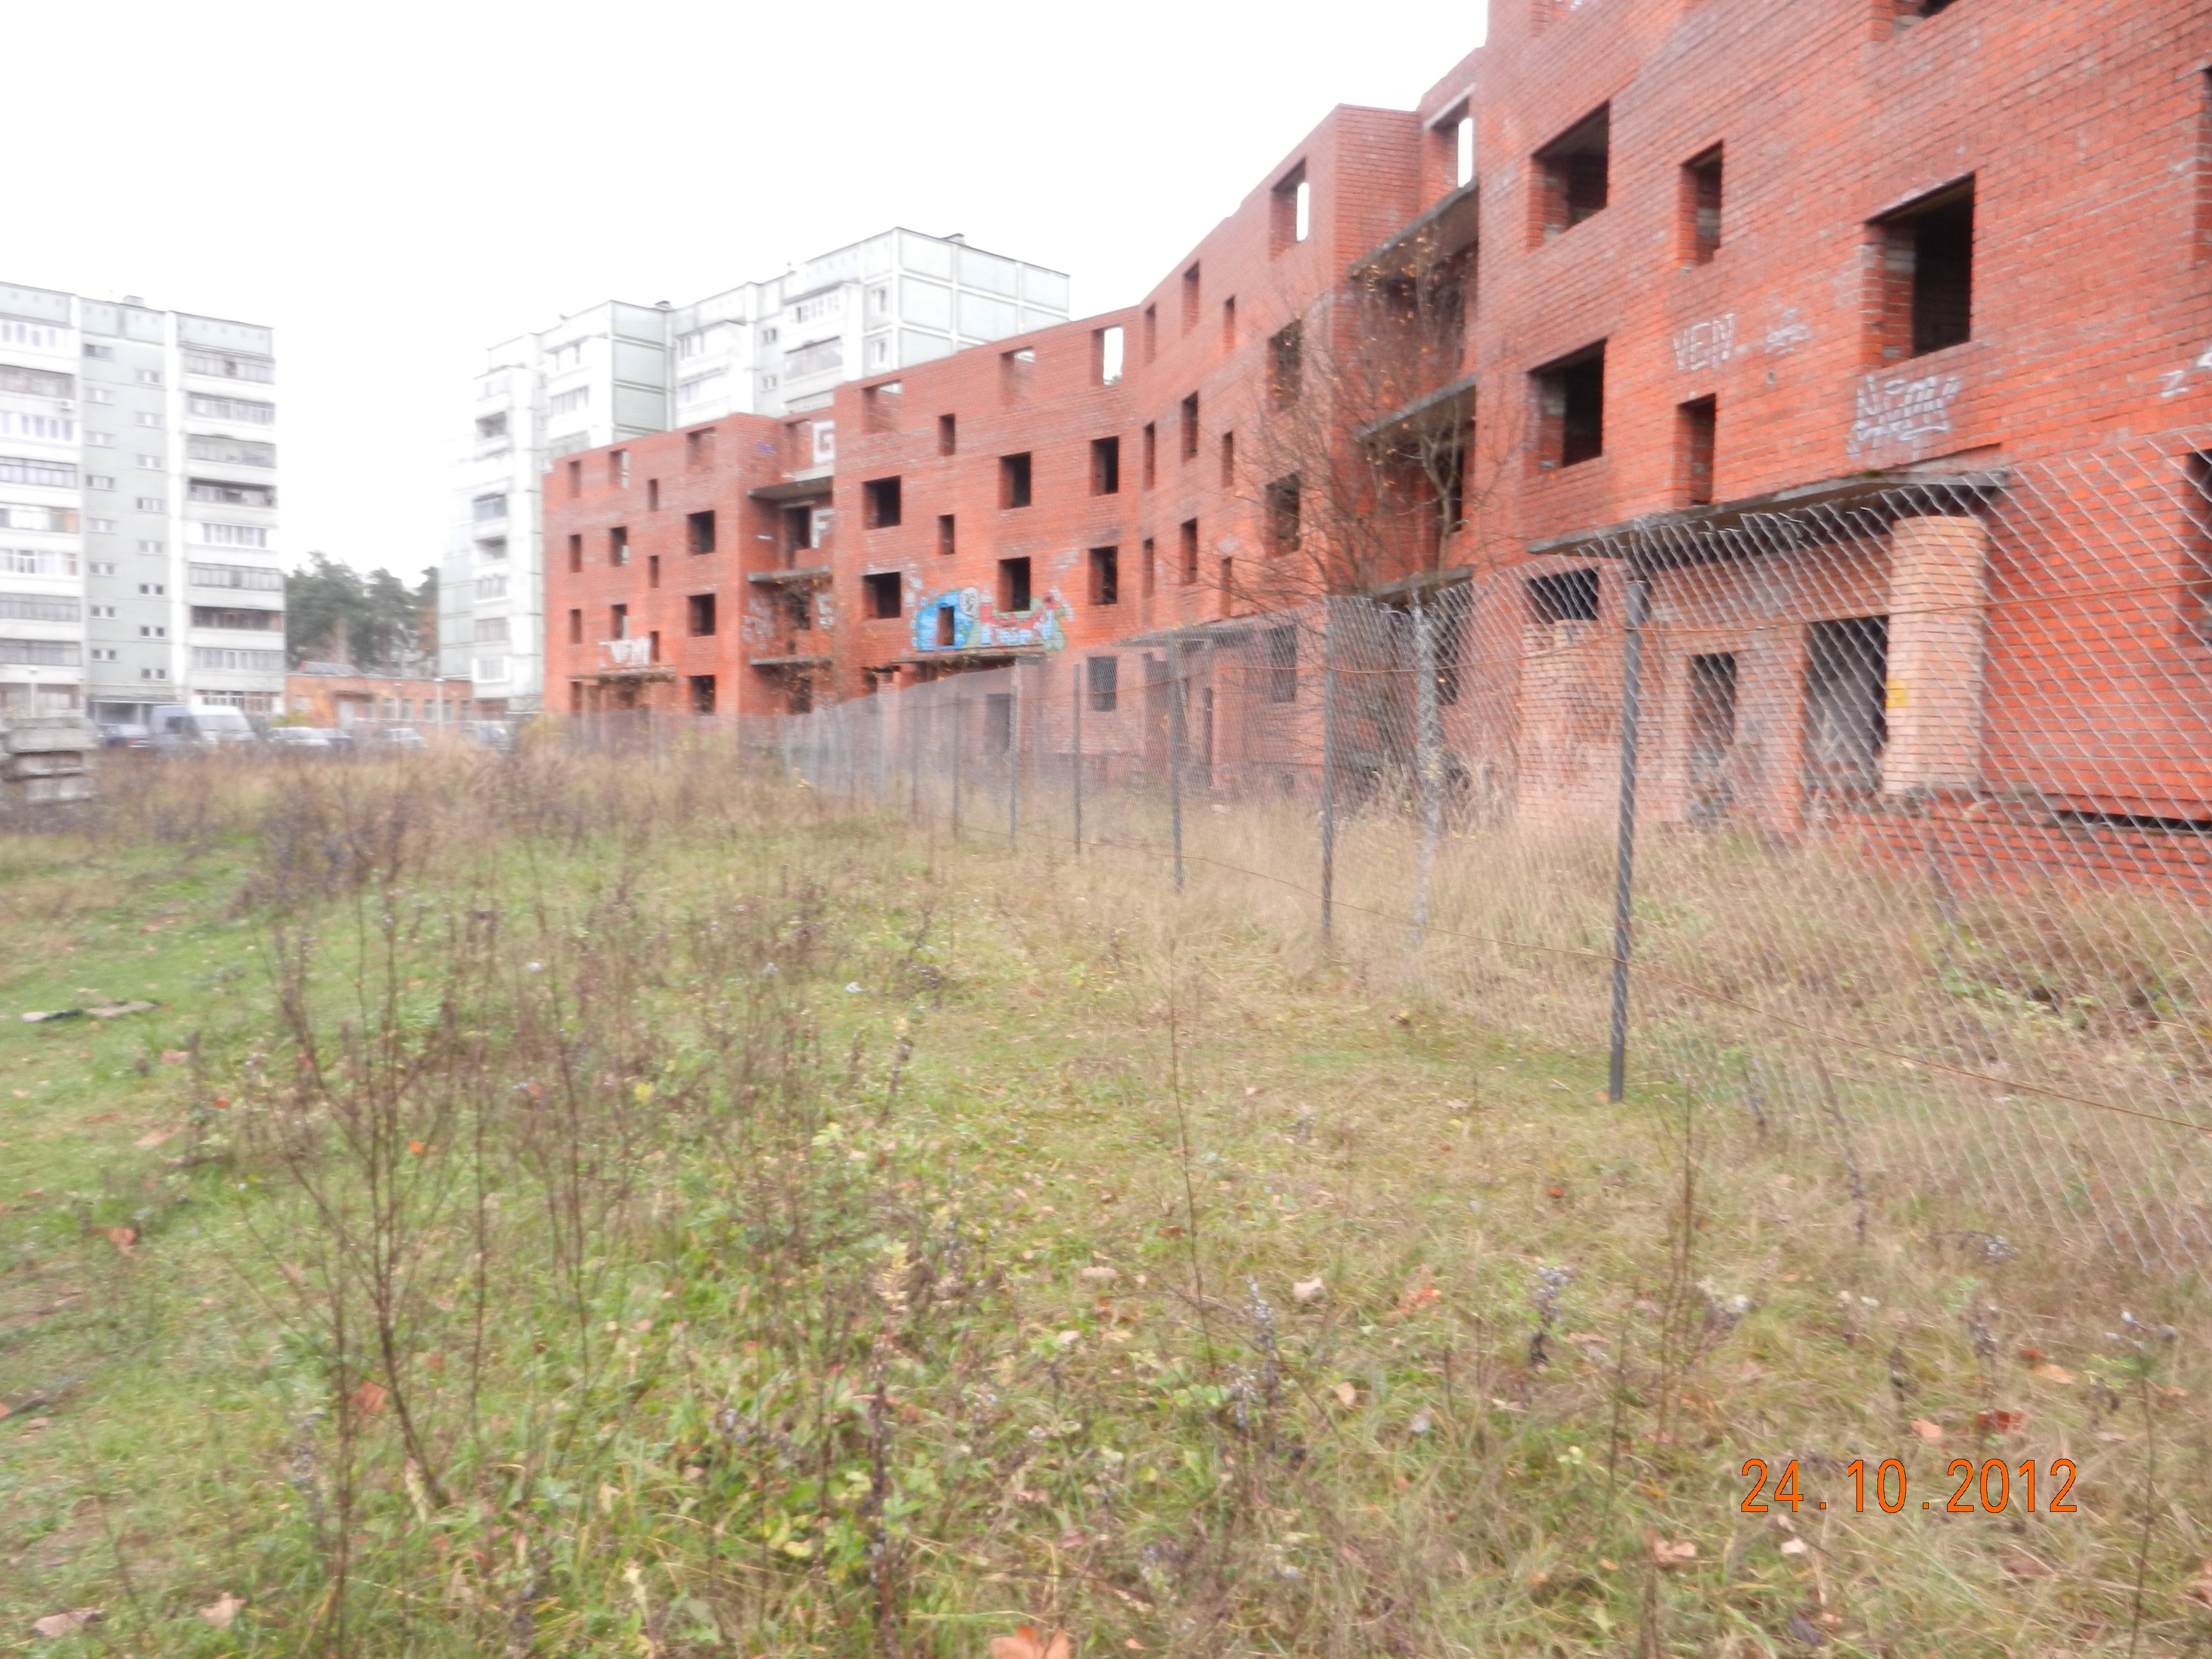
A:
1320,600,1337,940
1007,667,1020,847
1167,637,1185,891
1607,572,1650,1103
1071,659,1083,853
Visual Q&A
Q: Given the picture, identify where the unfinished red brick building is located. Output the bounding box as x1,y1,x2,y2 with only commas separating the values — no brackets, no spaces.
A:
546,0,2212,853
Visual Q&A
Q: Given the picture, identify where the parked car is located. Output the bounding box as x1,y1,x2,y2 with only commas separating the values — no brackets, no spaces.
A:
98,722,152,749
460,720,514,752
147,704,258,749
377,726,427,750
265,726,333,750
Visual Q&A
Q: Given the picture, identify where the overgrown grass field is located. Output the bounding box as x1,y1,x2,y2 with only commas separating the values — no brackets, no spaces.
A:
1,748,2206,1656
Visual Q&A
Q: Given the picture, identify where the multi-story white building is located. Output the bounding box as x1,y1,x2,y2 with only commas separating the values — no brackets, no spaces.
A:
443,228,1071,711
0,281,283,726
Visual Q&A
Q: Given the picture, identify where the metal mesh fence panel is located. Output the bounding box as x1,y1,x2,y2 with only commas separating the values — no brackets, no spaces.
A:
732,429,2212,1277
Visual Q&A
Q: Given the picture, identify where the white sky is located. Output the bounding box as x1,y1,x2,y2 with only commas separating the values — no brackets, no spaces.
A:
12,0,1486,582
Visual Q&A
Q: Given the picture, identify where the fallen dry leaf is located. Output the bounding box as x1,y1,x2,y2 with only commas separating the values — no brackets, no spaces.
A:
2032,1364,2074,1384
1975,1408,2031,1434
161,1049,190,1064
1076,1266,1118,1284
199,1593,244,1630
352,1378,389,1417
31,1608,102,1639
1408,1409,1434,1434
1332,1381,1358,1408
988,1624,1073,1659
134,1129,175,1150
1292,1277,1325,1303
1779,1537,1809,1557
1910,1418,1944,1442
1650,1538,1698,1566
106,1226,137,1256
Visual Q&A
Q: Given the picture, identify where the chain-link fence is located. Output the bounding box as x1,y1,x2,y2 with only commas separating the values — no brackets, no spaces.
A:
612,429,2212,1279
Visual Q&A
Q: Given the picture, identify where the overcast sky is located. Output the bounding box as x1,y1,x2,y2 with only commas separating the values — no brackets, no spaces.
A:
13,0,1485,582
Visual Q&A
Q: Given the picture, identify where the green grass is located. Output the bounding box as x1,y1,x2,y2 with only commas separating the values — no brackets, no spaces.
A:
1,752,2208,1657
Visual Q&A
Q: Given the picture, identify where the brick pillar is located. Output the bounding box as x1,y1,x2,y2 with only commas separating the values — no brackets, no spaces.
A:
1883,513,1987,796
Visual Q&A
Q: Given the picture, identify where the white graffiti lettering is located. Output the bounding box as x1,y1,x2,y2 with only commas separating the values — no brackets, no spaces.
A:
1848,370,1964,457
1672,314,1736,373
1761,307,1812,356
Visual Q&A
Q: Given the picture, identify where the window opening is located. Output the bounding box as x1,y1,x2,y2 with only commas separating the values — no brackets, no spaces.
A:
1531,105,1610,244
1180,393,1199,459
1179,519,1199,583
688,510,716,554
1677,396,1717,506
1272,163,1310,253
1687,651,1738,823
1221,296,1237,352
1181,264,1201,332
1142,422,1157,487
863,572,902,619
647,478,660,510
1682,145,1723,264
609,525,630,566
938,413,957,455
1219,430,1235,488
934,603,956,646
1089,546,1119,605
985,692,1014,755
1265,625,1298,702
1097,325,1125,384
997,556,1032,612
1091,435,1121,495
1803,617,1888,794
1142,537,1157,597
1875,179,1975,358
1087,655,1119,712
937,513,956,556
1266,476,1301,556
1527,567,1599,623
863,476,902,528
1000,452,1032,508
690,674,716,714
1533,343,1606,468
567,533,582,573
648,554,660,588
688,593,717,635
1270,322,1303,406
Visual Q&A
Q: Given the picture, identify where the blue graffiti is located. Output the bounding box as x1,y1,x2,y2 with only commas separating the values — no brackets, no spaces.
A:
910,584,1071,654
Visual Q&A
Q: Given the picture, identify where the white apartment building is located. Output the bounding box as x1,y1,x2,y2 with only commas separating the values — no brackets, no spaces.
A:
443,228,1071,711
0,281,283,725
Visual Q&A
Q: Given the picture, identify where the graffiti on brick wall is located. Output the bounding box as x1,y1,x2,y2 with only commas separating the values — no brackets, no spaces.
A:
909,585,1071,655
2157,342,2212,399
1672,306,1812,373
1848,369,1964,458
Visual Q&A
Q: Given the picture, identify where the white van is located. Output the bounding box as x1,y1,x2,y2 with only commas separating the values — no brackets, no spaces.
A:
148,704,258,749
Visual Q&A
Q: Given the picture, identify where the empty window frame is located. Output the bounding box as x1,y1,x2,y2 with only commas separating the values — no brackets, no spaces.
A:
1803,616,1889,794
1272,163,1311,253
1001,347,1034,404
648,554,660,588
1220,296,1237,352
863,476,902,528
1142,536,1157,597
1091,435,1121,495
687,427,717,469
690,674,716,714
1531,105,1611,244
647,478,660,511
1000,452,1032,508
1533,343,1606,469
687,509,716,554
985,692,1014,755
997,556,1032,612
1087,655,1119,712
1178,518,1199,583
1097,325,1125,384
609,525,630,566
864,382,902,432
1681,145,1723,264
567,608,583,644
610,448,630,488
1143,304,1159,363
863,572,901,619
938,413,957,455
1892,0,1959,24
1677,395,1717,506
1270,322,1303,406
567,533,583,573
1265,625,1298,702
1874,179,1975,358
1266,475,1301,556
1142,422,1157,488
610,602,629,638
1219,430,1235,488
687,593,717,635
1527,567,1600,623
784,505,815,554
937,513,956,556
567,458,582,497
1180,393,1199,460
1181,264,1201,332
1089,545,1119,605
